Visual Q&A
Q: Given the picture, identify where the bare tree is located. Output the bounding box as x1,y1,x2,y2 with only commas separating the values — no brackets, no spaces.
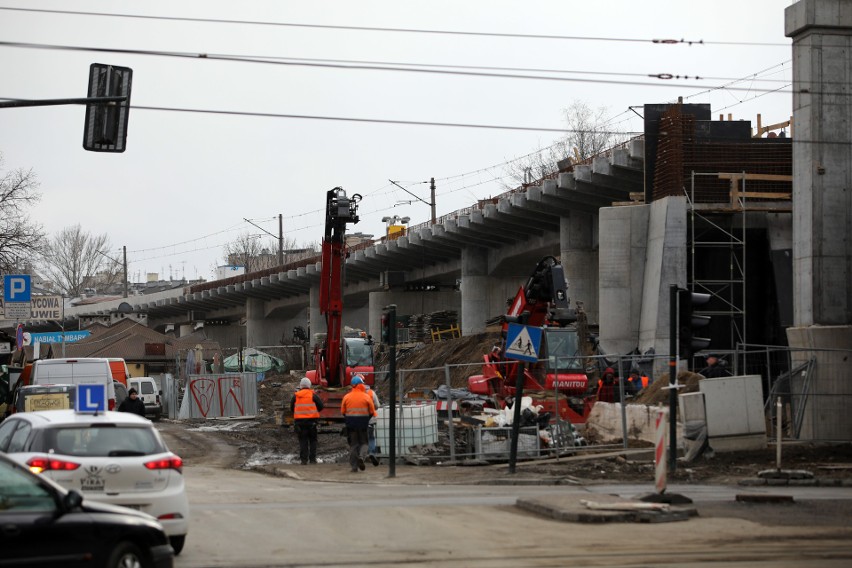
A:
563,100,624,161
503,100,627,188
223,232,268,273
40,225,115,297
222,233,319,273
0,153,45,272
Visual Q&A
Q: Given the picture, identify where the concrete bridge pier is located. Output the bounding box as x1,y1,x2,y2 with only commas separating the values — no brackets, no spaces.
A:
598,197,687,378
309,285,323,349
560,211,599,323
460,246,489,334
246,297,273,347
785,0,852,440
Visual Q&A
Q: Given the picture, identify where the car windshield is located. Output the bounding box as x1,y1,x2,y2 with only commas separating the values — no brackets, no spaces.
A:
345,339,373,367
0,460,56,513
41,426,166,457
544,330,584,371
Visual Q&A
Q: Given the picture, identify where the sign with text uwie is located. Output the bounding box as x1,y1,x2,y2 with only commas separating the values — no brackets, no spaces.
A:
29,296,63,320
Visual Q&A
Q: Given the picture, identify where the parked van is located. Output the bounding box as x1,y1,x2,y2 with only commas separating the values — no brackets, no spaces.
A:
13,384,76,413
128,377,162,420
107,358,131,386
30,358,117,410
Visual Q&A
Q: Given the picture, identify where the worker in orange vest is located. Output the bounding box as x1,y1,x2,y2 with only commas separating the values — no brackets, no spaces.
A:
290,378,324,465
341,375,377,472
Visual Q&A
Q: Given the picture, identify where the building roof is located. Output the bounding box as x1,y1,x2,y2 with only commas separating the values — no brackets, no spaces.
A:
47,319,220,363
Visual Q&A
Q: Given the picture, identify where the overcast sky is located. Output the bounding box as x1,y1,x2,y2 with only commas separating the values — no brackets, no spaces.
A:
0,1,795,283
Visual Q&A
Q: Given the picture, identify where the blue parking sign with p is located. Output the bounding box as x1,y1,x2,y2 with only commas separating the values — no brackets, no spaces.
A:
76,384,107,413
3,275,31,303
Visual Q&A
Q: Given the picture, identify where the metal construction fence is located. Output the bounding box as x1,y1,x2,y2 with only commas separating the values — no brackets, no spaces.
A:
731,344,852,443
153,345,303,420
368,353,674,462
154,341,850,460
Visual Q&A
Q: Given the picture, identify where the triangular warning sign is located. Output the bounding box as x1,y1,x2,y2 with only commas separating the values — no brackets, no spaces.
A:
505,325,537,359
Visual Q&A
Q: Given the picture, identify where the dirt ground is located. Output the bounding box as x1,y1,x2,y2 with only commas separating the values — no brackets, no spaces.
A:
182,331,852,485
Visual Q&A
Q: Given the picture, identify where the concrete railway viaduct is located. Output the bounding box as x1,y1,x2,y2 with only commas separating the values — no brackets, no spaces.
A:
49,0,852,439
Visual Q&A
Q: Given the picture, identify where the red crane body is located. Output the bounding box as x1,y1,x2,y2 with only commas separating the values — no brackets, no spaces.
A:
305,188,374,419
468,256,597,424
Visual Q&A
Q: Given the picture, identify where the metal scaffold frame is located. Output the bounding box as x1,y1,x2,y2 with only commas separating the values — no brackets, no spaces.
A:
687,171,748,356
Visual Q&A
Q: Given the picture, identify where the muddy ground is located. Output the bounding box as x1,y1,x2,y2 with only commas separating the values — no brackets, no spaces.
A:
180,330,852,485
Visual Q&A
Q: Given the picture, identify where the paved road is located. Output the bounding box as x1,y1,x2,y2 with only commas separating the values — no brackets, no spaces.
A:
159,422,852,567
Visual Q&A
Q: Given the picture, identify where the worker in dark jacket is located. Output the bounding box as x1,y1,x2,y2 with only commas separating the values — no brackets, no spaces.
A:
117,388,146,417
596,368,619,403
340,376,376,472
290,378,324,465
699,354,731,378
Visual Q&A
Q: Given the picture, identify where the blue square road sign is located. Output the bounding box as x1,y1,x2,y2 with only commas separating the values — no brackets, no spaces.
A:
3,275,31,303
76,384,107,413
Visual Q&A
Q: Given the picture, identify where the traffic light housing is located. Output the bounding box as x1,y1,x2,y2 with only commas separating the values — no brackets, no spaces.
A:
83,63,132,152
380,305,397,346
677,288,711,360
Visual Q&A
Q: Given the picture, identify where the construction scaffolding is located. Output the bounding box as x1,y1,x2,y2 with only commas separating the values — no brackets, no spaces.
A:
686,172,793,364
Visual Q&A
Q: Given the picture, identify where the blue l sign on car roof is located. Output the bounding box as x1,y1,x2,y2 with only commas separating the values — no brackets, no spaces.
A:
76,384,107,413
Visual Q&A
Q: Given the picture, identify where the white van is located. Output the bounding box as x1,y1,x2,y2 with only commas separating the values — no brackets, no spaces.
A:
128,377,162,420
30,358,117,411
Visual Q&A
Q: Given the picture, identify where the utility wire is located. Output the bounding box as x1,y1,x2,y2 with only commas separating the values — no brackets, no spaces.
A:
0,6,789,47
0,41,801,93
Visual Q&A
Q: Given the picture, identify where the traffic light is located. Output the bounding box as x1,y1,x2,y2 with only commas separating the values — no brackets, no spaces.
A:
83,63,132,152
677,288,711,360
381,305,397,346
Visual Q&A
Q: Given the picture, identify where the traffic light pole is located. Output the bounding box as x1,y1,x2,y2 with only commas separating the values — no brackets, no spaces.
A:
384,304,397,478
669,284,679,474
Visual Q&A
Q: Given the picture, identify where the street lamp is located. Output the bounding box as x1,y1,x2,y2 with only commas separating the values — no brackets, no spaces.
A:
381,215,410,240
96,246,128,298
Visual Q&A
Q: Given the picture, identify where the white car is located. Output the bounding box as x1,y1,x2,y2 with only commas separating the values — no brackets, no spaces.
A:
0,409,189,555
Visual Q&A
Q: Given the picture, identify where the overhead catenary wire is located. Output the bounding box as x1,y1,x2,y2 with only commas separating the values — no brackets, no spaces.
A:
0,6,790,47
0,28,797,270
0,41,806,94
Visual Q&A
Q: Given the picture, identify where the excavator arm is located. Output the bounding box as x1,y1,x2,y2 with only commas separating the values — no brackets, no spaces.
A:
315,187,360,388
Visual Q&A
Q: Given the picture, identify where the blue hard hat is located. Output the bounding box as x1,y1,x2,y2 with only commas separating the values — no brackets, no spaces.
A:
351,376,364,386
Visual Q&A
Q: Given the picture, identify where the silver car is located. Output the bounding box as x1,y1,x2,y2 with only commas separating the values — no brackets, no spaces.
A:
0,409,189,555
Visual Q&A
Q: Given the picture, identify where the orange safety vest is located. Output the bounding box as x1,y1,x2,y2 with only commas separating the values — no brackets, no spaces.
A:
341,386,374,417
294,389,320,420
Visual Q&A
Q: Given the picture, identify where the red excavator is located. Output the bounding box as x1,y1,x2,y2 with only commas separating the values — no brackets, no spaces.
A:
468,256,598,425
304,187,375,420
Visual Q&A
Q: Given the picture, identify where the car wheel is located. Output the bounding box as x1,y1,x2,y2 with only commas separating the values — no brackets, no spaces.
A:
107,541,145,568
169,535,186,555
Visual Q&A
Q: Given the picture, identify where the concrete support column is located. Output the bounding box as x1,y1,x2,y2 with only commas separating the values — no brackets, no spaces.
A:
245,297,266,347
309,284,324,350
784,1,852,440
560,211,598,323
460,246,489,334
599,197,686,377
598,205,650,356
786,1,852,326
786,326,852,440
178,324,194,337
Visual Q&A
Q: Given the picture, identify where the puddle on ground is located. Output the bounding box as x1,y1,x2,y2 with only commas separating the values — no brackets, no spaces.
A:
242,449,349,468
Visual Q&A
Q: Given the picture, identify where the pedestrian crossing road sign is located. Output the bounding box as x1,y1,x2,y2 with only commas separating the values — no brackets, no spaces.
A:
504,323,541,363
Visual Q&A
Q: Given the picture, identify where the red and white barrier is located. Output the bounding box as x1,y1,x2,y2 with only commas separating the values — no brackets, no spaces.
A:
654,408,668,494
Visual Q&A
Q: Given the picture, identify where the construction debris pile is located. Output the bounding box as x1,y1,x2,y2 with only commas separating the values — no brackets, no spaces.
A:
406,310,459,343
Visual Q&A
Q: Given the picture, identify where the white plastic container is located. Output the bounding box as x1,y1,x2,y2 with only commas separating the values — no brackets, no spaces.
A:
375,403,439,456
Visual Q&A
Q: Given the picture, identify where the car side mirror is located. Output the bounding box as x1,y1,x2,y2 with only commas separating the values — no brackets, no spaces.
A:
62,490,84,511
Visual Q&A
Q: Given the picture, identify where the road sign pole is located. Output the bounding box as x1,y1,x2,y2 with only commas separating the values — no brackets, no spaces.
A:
508,360,525,474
